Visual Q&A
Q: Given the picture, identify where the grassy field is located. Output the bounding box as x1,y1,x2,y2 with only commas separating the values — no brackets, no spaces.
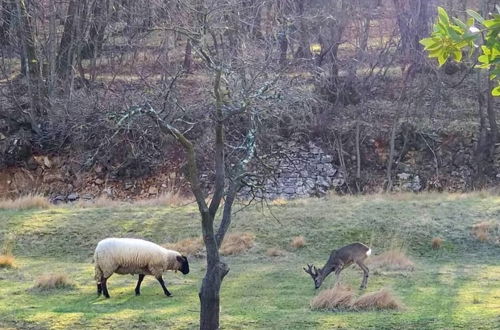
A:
0,193,499,329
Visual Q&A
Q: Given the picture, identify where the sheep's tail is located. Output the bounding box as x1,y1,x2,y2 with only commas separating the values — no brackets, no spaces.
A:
94,250,103,283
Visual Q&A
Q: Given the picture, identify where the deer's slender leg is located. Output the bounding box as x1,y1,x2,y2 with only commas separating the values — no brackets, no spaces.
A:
334,268,343,286
356,261,369,289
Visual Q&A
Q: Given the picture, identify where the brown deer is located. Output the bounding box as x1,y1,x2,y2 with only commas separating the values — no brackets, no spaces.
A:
304,242,371,290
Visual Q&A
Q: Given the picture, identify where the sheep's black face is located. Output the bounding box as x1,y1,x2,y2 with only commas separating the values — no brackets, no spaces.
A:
176,255,189,274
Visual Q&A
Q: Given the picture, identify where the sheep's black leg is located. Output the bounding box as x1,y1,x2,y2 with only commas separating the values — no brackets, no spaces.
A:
97,283,102,296
156,276,171,296
101,276,110,298
135,274,145,296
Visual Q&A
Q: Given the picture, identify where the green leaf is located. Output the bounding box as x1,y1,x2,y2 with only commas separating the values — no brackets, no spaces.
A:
453,50,463,62
438,53,448,66
438,7,450,25
478,54,490,64
481,46,491,56
420,37,437,48
466,10,485,24
483,18,500,29
492,85,500,96
452,17,468,31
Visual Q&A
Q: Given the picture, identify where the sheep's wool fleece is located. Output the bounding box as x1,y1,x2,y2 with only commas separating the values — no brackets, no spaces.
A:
94,238,181,278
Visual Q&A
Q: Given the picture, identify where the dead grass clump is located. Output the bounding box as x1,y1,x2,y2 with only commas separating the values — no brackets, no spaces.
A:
32,274,74,291
472,221,499,243
219,232,255,256
0,194,50,210
0,254,15,268
431,237,443,249
134,191,187,207
164,237,204,257
310,284,355,310
270,198,287,206
367,250,415,271
75,196,124,208
352,288,404,310
290,236,306,248
266,248,285,257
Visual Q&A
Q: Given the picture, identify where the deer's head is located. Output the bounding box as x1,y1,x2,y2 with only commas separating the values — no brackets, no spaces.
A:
303,264,324,289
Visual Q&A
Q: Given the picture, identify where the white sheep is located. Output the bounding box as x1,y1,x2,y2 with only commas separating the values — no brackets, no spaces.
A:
93,237,189,298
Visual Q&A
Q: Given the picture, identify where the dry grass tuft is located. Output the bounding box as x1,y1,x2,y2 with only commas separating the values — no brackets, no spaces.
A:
471,221,499,243
290,236,306,248
134,191,188,207
75,196,124,208
219,232,255,256
266,247,285,257
352,288,404,310
32,273,74,291
164,237,205,257
310,284,355,310
431,237,443,249
0,194,50,210
270,198,288,206
367,249,415,271
0,254,15,268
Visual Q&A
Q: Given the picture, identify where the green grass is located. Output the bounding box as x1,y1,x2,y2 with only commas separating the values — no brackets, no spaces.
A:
0,192,499,329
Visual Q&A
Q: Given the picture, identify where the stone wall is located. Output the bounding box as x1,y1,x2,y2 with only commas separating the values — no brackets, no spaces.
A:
246,142,344,200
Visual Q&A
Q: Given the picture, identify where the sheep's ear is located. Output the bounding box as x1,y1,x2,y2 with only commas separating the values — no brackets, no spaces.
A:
176,255,183,263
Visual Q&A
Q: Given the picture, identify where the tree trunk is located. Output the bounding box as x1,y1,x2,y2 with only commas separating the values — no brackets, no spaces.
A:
0,0,14,45
199,216,223,330
278,29,288,67
486,68,498,146
82,0,108,59
482,1,498,147
294,0,310,59
183,39,193,73
56,0,87,79
392,0,431,78
16,0,45,119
